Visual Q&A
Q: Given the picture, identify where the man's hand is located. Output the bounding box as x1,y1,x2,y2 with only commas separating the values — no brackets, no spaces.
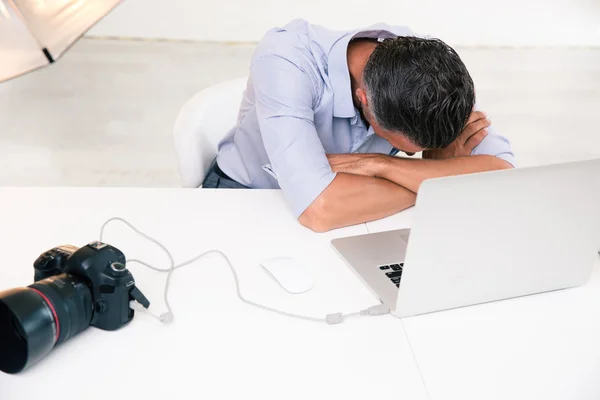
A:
423,111,491,160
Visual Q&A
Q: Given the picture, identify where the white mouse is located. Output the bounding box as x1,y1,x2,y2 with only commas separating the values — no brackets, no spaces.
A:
259,257,314,294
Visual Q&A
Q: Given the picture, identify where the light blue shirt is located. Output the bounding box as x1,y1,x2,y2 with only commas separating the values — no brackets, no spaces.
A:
217,19,516,218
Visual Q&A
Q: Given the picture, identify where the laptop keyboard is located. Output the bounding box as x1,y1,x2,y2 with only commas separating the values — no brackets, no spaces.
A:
379,263,404,288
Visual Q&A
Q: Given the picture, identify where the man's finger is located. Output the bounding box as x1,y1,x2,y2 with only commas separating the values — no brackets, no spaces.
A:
467,111,487,124
465,128,488,151
462,118,491,139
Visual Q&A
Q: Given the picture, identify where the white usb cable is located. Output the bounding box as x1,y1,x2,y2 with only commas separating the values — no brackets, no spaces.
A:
99,217,390,325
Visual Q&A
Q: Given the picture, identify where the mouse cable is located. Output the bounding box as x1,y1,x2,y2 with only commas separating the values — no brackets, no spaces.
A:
99,217,390,325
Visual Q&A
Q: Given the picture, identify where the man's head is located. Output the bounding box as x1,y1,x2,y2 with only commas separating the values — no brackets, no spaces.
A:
355,36,475,153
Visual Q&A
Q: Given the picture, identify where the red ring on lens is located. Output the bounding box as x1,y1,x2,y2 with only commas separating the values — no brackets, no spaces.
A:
30,288,60,343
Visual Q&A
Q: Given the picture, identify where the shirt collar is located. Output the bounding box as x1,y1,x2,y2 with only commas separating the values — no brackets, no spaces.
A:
326,24,410,119
328,34,356,118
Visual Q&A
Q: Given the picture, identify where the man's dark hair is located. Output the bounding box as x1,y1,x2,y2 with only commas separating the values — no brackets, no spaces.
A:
363,36,475,149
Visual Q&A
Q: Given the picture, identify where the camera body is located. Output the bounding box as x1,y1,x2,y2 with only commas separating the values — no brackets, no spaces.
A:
33,241,149,331
0,241,151,374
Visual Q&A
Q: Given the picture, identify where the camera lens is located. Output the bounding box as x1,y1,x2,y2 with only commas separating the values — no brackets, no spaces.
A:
0,289,54,373
0,274,93,374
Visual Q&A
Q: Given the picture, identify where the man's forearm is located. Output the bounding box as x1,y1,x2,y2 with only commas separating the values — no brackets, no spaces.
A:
373,155,513,192
299,173,416,232
327,154,513,193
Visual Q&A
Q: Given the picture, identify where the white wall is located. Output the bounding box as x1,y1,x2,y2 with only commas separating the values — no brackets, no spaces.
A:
87,0,600,47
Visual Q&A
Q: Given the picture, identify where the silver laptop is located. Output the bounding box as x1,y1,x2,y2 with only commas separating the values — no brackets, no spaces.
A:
332,159,600,318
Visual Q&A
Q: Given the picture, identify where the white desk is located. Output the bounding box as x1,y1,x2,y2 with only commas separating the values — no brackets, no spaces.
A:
0,188,428,400
367,210,600,400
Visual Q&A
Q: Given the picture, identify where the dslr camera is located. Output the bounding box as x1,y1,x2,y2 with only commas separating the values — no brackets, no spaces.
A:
0,241,150,374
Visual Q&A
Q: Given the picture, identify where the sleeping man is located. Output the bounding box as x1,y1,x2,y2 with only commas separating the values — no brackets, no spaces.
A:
203,20,515,232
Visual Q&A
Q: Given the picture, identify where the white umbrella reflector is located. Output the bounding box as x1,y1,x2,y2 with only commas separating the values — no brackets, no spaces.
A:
0,0,121,83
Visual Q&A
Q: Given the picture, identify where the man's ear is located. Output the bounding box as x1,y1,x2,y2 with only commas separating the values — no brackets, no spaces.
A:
355,88,368,109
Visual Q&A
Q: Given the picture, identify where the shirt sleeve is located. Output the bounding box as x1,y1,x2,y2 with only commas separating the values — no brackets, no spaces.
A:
470,105,517,167
251,54,336,218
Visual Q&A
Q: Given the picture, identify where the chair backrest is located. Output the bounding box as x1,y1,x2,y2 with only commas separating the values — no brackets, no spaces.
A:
173,77,248,188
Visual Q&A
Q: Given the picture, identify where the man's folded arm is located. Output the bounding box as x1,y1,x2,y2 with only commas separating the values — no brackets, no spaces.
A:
373,153,512,193
328,123,516,193
379,125,515,192
298,174,416,232
252,54,415,232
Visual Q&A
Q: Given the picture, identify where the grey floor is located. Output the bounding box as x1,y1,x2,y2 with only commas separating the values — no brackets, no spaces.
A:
1,38,599,187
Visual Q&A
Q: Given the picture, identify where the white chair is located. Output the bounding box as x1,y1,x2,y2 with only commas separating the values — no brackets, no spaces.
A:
173,77,248,188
